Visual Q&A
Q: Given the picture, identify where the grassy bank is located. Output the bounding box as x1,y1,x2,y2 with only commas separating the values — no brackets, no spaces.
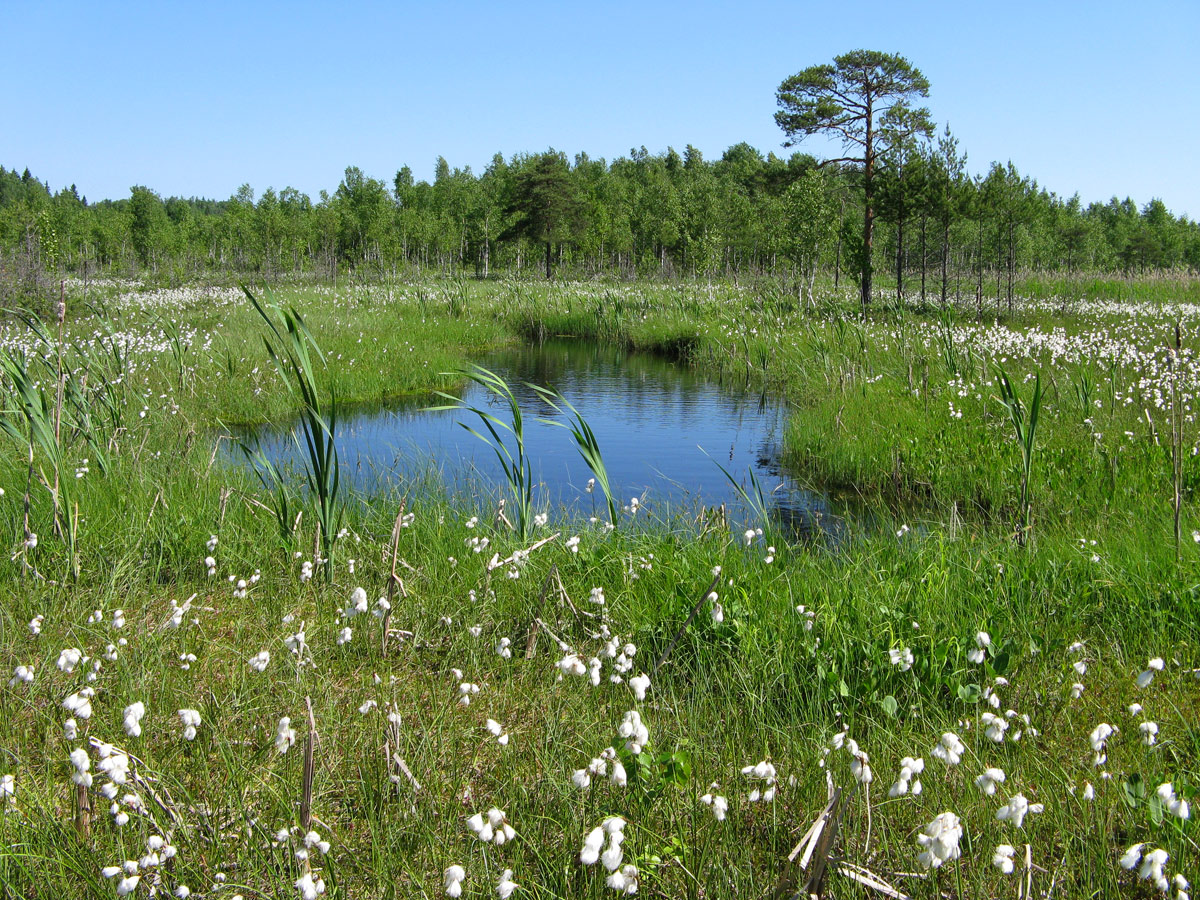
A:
0,276,1196,898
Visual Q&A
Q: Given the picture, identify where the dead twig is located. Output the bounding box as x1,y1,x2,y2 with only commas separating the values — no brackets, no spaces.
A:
74,782,91,840
486,532,560,571
653,573,721,673
774,788,843,900
382,503,409,657
524,564,559,659
300,696,317,830
836,863,909,900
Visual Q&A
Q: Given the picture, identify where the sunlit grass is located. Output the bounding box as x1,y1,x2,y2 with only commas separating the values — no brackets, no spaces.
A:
0,274,1196,899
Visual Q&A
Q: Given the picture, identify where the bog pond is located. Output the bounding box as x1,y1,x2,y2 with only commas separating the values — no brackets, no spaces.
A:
233,339,852,535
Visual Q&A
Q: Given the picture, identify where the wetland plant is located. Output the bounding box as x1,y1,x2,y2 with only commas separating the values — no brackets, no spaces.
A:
532,384,620,527
242,286,342,580
433,365,536,539
994,363,1042,545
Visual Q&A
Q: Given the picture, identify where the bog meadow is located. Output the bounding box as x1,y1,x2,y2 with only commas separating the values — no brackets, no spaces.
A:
2,50,1200,900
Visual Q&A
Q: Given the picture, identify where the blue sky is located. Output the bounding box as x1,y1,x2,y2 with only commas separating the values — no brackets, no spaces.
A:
4,0,1197,217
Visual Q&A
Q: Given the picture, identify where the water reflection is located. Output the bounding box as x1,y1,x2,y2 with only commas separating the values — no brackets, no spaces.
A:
236,339,851,535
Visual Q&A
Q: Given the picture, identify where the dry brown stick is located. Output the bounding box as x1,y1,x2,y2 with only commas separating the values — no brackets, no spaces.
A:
553,568,595,628
384,716,420,814
773,788,843,900
486,532,560,571
533,617,568,650
300,696,316,830
524,564,558,659
205,433,226,477
382,503,408,657
835,864,909,900
653,573,722,673
494,498,513,531
801,788,843,899
132,770,184,829
74,782,91,839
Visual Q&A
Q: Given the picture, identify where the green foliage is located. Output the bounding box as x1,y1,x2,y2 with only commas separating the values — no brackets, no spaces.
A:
994,364,1043,543
531,384,620,527
432,365,537,540
241,286,342,578
776,49,934,307
501,151,588,278
0,277,1197,899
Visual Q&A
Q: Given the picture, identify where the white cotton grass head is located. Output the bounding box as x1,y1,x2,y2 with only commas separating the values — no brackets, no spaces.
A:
601,831,625,872
995,793,1044,828
967,646,985,664
992,844,1016,874
122,702,146,738
974,767,1006,796
69,747,92,787
295,871,326,900
606,864,639,894
931,732,965,766
580,826,605,865
275,717,297,754
1089,722,1116,765
496,868,518,899
485,718,509,745
742,759,778,801
444,865,466,897
1138,847,1171,892
467,808,515,846
888,756,924,797
629,672,650,701
618,710,649,754
177,708,201,741
457,683,480,706
1156,781,1191,820
888,646,914,671
915,811,963,869
609,755,627,787
63,692,93,720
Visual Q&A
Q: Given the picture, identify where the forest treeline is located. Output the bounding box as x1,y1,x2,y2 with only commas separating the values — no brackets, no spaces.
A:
2,136,1198,299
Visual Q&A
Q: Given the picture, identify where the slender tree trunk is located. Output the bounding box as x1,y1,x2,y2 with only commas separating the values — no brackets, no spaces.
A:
940,221,949,306
545,240,552,279
996,225,1003,307
895,215,905,302
1006,222,1015,316
862,97,874,311
920,214,927,302
975,216,984,320
834,203,843,290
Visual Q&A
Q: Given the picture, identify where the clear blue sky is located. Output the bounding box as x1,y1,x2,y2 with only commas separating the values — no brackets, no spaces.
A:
4,0,1197,217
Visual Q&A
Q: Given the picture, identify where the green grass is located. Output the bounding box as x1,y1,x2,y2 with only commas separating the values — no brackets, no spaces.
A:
0,275,1197,899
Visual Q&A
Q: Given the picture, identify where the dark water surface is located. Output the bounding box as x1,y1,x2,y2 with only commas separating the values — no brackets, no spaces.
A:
237,339,848,534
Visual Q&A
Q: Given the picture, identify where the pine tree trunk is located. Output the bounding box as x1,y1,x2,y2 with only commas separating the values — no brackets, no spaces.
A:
940,222,949,306
862,99,874,311
920,214,927,302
